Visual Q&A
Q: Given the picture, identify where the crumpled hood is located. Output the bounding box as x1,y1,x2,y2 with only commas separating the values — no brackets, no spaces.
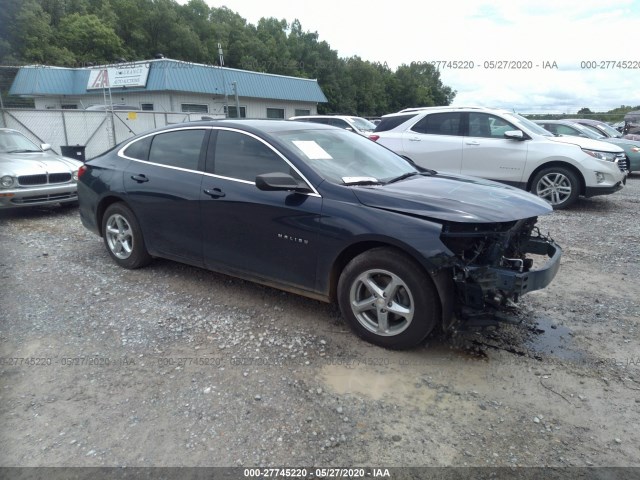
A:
0,151,83,176
351,173,552,223
548,135,624,153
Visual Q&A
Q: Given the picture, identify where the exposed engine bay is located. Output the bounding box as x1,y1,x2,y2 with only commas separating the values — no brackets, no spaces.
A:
439,216,561,322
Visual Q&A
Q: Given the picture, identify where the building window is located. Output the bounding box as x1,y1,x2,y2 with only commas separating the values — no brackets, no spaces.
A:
266,108,285,119
181,104,209,113
141,103,154,111
224,105,247,118
61,104,78,109
294,109,310,116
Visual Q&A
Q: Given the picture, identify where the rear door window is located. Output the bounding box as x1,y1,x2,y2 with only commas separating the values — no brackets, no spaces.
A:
148,129,207,171
410,112,463,136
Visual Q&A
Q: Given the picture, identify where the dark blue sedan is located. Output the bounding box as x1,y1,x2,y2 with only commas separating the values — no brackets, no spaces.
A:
78,120,561,349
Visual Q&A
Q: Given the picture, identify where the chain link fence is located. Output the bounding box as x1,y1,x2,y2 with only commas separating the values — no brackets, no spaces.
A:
0,107,217,160
0,65,220,159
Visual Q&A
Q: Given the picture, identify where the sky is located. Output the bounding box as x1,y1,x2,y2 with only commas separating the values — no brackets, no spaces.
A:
201,0,640,114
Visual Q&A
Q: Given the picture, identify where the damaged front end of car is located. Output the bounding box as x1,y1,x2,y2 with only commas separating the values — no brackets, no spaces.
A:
439,217,561,328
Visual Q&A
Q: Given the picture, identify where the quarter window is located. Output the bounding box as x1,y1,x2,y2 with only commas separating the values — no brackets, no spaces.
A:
123,135,153,161
212,130,300,183
148,129,206,170
411,112,462,136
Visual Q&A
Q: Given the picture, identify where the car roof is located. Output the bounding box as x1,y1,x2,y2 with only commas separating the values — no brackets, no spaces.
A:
534,119,581,124
572,119,605,125
289,115,361,120
131,119,340,138
385,106,513,117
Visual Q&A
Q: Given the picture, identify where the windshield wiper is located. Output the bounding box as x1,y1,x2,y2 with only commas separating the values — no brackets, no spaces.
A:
342,177,383,186
6,149,41,153
386,170,436,184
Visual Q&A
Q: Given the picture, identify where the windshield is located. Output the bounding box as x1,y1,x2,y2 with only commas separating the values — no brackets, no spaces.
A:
0,130,42,153
571,123,606,139
273,128,416,185
504,113,555,137
348,117,377,132
595,122,623,138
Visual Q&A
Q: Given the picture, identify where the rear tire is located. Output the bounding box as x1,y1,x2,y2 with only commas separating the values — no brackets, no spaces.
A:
337,247,439,349
530,166,580,209
102,203,152,269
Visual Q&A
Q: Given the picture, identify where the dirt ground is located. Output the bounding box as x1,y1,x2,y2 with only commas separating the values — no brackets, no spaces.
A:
1,176,639,474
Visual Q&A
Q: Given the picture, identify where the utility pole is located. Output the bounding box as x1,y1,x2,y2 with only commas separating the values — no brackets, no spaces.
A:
218,43,229,118
232,81,240,118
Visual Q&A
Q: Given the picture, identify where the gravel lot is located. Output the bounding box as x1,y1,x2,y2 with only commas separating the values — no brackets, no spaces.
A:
1,176,639,472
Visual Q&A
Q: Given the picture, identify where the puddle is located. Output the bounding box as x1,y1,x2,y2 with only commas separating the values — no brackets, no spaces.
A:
320,364,436,401
524,316,587,363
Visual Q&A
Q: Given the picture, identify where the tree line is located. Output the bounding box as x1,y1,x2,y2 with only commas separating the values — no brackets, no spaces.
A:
525,106,640,123
0,0,455,115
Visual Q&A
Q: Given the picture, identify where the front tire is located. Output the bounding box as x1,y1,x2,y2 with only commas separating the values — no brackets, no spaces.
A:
530,166,580,209
337,247,439,349
102,203,151,269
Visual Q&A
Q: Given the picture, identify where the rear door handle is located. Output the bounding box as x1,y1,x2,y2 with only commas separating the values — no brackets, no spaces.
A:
465,141,480,146
130,174,149,183
204,188,226,198
408,136,421,142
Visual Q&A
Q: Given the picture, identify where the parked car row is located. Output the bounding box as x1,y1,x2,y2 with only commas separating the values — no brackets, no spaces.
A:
369,107,628,209
289,115,377,136
534,119,640,173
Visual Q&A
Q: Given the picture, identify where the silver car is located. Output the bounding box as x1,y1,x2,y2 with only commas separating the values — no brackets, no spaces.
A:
0,128,83,208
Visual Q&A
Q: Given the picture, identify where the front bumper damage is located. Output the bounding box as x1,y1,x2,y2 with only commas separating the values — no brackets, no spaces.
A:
439,218,562,328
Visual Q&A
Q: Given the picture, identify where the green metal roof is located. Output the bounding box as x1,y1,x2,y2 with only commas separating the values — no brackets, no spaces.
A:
9,59,327,103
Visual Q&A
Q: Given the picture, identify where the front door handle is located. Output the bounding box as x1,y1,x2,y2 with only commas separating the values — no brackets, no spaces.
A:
408,136,421,142
204,188,226,198
130,174,149,183
465,141,480,146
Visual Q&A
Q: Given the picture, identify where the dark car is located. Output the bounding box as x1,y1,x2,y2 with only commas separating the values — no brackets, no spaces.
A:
78,120,561,349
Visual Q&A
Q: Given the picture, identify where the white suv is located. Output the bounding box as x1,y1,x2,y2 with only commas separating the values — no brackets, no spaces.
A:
371,107,627,208
289,115,377,137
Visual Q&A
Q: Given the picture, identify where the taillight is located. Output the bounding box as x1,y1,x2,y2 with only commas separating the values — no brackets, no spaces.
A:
77,165,88,179
369,134,380,142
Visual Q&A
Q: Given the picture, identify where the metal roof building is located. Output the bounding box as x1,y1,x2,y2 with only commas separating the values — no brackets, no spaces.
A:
9,58,328,118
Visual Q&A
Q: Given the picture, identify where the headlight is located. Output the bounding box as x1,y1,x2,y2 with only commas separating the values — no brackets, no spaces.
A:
582,149,616,162
0,175,16,189
72,170,79,181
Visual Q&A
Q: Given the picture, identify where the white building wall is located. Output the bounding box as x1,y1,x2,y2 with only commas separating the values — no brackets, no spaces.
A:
34,92,319,118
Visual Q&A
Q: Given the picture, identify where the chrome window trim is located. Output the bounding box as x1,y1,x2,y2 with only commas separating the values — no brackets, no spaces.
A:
117,126,321,198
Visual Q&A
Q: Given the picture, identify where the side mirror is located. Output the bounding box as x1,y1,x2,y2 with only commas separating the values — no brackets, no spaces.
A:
504,130,525,141
255,172,311,193
41,143,52,151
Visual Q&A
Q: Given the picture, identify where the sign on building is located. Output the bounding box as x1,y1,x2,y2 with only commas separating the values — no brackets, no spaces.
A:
87,64,150,90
